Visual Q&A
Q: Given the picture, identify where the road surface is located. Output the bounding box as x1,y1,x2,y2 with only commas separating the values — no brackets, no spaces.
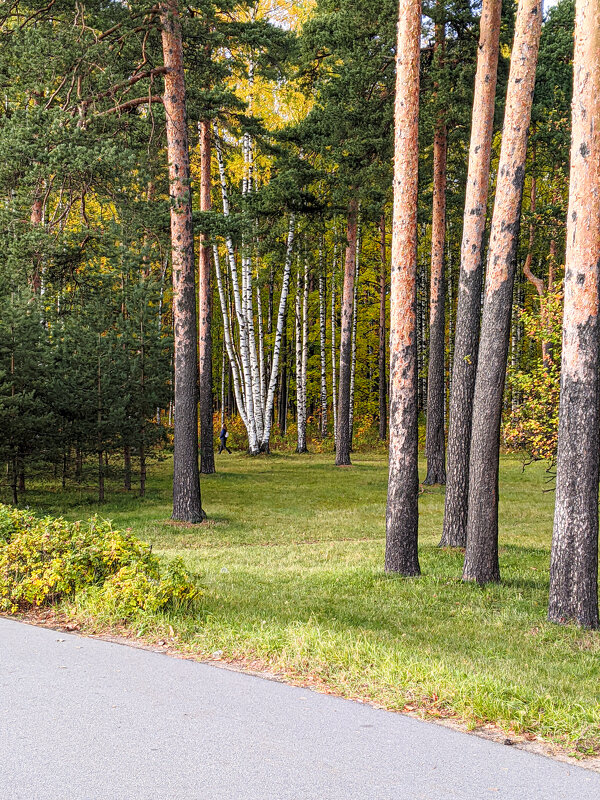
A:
1,616,598,799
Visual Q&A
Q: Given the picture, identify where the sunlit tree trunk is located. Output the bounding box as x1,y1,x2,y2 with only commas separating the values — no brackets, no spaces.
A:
549,0,600,629
213,128,259,453
198,119,215,474
336,196,359,466
441,0,502,547
424,15,447,486
161,0,205,521
295,257,308,454
331,244,338,444
261,216,295,450
463,0,542,582
319,266,328,437
385,0,421,575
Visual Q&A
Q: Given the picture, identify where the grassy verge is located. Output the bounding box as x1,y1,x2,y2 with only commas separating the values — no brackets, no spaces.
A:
4,451,600,756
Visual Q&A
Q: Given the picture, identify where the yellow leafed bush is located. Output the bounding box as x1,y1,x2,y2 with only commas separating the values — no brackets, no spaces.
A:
0,505,201,617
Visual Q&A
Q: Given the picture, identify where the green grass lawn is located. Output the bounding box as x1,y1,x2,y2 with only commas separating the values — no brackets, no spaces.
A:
7,451,600,755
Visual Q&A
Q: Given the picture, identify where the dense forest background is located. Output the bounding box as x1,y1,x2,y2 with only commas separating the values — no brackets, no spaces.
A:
0,0,573,502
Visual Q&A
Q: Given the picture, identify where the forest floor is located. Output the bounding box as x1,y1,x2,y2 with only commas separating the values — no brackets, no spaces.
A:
7,451,600,758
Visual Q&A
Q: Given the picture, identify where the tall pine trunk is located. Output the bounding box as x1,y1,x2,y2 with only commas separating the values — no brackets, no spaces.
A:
198,119,215,474
441,0,502,547
336,197,359,466
378,214,387,440
161,0,205,522
463,0,542,582
424,17,447,486
549,0,600,629
385,0,421,575
319,257,328,437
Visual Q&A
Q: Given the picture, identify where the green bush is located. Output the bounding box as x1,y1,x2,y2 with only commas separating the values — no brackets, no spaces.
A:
0,504,201,617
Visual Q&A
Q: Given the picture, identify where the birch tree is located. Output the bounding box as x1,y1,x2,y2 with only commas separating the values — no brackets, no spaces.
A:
385,0,421,576
318,243,328,436
336,196,359,466
549,0,600,629
213,125,296,453
463,0,542,583
198,119,215,475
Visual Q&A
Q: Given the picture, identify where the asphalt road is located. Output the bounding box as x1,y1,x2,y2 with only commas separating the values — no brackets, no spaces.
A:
1,616,598,800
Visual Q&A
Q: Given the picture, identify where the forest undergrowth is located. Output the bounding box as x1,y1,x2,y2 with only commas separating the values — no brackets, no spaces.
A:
3,451,599,758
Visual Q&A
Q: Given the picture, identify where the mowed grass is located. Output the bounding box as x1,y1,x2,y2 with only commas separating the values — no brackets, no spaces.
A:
8,451,600,754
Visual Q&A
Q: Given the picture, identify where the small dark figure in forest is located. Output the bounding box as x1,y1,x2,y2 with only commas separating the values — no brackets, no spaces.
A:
218,423,232,454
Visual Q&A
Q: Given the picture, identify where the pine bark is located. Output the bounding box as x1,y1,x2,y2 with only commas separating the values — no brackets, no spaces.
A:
424,20,448,486
198,119,215,474
463,0,542,582
441,0,502,547
549,0,600,629
378,215,387,440
385,0,421,576
161,0,205,522
336,197,359,466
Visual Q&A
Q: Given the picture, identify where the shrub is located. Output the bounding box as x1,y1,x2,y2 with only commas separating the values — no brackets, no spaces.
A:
0,505,201,617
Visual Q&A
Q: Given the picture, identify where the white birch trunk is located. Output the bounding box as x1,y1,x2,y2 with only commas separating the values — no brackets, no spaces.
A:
213,243,249,431
349,229,361,444
213,125,259,453
319,242,328,436
261,215,296,449
331,243,338,444
295,261,304,452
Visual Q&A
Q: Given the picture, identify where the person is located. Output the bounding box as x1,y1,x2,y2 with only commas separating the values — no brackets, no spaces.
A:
218,422,232,454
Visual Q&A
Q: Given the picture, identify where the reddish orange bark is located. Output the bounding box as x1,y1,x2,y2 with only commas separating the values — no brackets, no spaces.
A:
161,0,205,521
441,0,502,548
385,0,421,576
463,0,542,583
549,0,600,628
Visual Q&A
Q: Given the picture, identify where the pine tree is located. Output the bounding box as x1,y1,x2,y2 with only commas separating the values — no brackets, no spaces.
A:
385,0,422,576
548,0,600,629
441,0,502,547
463,0,542,583
161,0,205,522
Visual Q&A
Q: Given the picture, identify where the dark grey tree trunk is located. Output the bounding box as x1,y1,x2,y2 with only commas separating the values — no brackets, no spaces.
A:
548,0,600,629
463,0,542,583
124,446,132,490
378,214,387,441
336,196,359,466
441,0,502,547
424,17,447,486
